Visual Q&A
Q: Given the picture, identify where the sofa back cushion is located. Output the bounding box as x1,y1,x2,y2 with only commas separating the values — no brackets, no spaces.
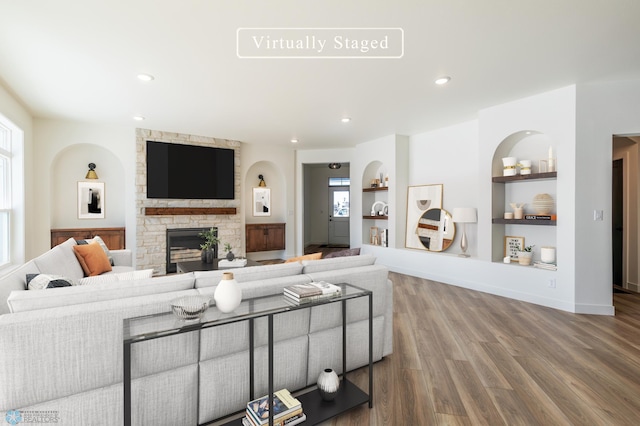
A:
194,262,303,289
301,254,376,274
33,237,84,280
7,273,196,313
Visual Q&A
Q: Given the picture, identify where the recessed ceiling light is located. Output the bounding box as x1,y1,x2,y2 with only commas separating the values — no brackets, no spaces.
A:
341,117,351,123
291,138,298,143
137,73,155,82
133,115,145,121
435,76,451,85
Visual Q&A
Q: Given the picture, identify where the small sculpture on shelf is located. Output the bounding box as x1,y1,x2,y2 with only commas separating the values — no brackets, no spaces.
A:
509,202,526,219
371,201,388,217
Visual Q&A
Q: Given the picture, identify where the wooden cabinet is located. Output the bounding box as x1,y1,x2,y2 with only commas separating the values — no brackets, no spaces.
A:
51,227,126,250
245,223,285,252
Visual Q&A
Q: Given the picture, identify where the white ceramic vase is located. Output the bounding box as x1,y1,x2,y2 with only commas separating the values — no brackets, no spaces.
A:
502,157,518,176
541,246,556,264
317,368,340,401
214,272,242,313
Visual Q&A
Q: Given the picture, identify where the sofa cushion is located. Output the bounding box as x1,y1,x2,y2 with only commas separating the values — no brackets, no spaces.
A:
76,236,114,266
301,253,376,274
194,262,303,289
26,274,75,290
323,248,360,258
33,237,84,280
73,242,113,276
284,252,322,263
7,273,196,313
77,269,154,285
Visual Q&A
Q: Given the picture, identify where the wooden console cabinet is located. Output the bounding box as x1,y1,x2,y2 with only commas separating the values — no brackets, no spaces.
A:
245,223,285,252
51,227,126,250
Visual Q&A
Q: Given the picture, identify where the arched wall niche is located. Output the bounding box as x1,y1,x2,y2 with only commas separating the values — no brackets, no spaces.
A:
50,143,126,229
245,160,286,223
492,130,554,176
362,160,384,187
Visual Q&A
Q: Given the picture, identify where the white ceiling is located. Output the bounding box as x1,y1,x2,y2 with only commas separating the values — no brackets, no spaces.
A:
1,0,640,149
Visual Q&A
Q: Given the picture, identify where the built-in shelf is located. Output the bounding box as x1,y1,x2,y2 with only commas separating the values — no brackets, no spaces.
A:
363,216,388,220
492,171,557,183
492,218,556,226
362,186,389,192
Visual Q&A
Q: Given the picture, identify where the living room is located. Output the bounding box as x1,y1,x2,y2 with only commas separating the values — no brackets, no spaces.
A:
2,1,640,425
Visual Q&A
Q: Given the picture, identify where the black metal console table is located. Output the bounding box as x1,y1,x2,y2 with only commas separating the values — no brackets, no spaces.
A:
123,283,373,425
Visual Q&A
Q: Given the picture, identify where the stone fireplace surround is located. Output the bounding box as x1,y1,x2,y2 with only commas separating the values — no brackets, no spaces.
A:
136,128,242,275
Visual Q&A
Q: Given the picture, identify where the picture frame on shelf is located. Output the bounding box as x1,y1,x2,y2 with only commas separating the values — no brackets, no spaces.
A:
78,181,105,219
252,187,271,216
504,236,524,262
405,184,443,250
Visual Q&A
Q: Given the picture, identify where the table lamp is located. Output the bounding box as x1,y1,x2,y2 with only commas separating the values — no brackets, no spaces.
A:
452,207,477,257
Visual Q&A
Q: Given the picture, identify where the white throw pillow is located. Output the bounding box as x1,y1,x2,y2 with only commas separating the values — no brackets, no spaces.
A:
77,269,154,285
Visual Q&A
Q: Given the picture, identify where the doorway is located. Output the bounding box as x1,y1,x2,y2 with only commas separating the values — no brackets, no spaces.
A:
612,158,623,288
328,186,350,246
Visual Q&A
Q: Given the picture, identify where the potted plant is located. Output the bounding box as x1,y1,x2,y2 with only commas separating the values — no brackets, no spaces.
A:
518,245,534,266
198,228,219,263
224,242,235,261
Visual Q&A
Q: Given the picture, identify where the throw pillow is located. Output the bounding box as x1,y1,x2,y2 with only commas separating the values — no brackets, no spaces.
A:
323,248,361,258
76,236,114,266
73,241,113,276
26,273,75,290
285,252,322,263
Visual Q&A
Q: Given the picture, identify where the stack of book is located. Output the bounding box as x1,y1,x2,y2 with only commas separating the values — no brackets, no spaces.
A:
283,281,342,305
533,261,557,271
524,214,557,221
244,388,305,426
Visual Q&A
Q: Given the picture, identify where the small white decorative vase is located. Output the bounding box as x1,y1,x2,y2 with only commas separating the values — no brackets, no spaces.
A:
519,160,532,175
214,272,242,313
317,368,340,401
502,157,518,176
541,246,556,264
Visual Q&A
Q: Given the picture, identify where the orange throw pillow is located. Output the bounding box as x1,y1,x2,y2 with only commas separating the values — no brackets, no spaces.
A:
285,252,322,263
73,241,113,276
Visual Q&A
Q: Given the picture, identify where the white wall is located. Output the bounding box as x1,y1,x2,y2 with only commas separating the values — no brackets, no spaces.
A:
576,80,640,312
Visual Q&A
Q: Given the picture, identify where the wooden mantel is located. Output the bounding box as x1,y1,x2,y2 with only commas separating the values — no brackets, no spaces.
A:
145,207,237,216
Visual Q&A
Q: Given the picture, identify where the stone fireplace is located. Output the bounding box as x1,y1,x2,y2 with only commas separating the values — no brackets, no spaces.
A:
135,128,242,275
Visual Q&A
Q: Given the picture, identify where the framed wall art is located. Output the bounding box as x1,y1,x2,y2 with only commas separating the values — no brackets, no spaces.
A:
405,184,443,250
253,187,271,216
78,181,105,219
504,236,524,262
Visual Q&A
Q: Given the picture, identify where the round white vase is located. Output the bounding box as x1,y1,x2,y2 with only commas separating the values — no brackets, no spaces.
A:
214,272,242,313
317,368,340,401
541,246,556,264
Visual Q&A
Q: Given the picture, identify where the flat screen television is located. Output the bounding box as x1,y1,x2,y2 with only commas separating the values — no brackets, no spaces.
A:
146,141,235,199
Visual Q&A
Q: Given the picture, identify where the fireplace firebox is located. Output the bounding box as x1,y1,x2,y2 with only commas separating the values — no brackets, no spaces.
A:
166,227,217,273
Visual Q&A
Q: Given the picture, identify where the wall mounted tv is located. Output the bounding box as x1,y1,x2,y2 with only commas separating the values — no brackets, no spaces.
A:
146,141,235,200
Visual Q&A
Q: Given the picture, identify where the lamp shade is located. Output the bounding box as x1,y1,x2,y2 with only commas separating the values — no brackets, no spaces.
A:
452,207,477,223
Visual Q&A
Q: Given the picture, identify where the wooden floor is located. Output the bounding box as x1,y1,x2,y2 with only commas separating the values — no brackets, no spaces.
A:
323,272,640,425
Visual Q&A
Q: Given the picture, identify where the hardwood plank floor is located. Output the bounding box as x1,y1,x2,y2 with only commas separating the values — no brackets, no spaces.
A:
322,272,640,425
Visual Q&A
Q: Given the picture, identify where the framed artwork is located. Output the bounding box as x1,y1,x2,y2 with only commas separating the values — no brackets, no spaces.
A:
78,181,105,219
504,236,525,262
253,187,271,216
405,184,443,250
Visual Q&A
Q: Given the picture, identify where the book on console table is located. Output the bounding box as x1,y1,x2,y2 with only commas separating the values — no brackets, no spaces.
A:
217,258,248,268
524,214,557,220
243,414,306,426
283,281,342,304
246,389,303,426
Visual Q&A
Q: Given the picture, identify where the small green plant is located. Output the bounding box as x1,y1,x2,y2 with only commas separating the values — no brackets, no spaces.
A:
198,228,219,251
522,245,534,252
223,242,233,253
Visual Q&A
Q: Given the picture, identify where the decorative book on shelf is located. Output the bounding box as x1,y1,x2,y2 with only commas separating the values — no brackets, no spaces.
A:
525,214,557,220
283,281,342,304
533,261,557,271
246,389,303,426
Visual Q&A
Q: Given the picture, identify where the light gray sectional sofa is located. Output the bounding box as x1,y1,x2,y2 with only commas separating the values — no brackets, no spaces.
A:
0,240,392,426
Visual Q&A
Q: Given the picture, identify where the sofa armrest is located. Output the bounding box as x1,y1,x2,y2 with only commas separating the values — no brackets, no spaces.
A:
110,249,132,267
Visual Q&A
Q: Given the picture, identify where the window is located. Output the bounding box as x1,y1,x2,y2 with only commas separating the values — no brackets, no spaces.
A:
329,177,350,187
0,114,23,269
0,121,11,266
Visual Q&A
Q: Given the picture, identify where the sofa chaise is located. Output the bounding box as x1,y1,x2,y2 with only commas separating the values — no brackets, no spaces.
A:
0,239,392,425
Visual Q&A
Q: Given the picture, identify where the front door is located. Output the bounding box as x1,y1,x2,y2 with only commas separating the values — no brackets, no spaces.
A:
328,187,350,246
